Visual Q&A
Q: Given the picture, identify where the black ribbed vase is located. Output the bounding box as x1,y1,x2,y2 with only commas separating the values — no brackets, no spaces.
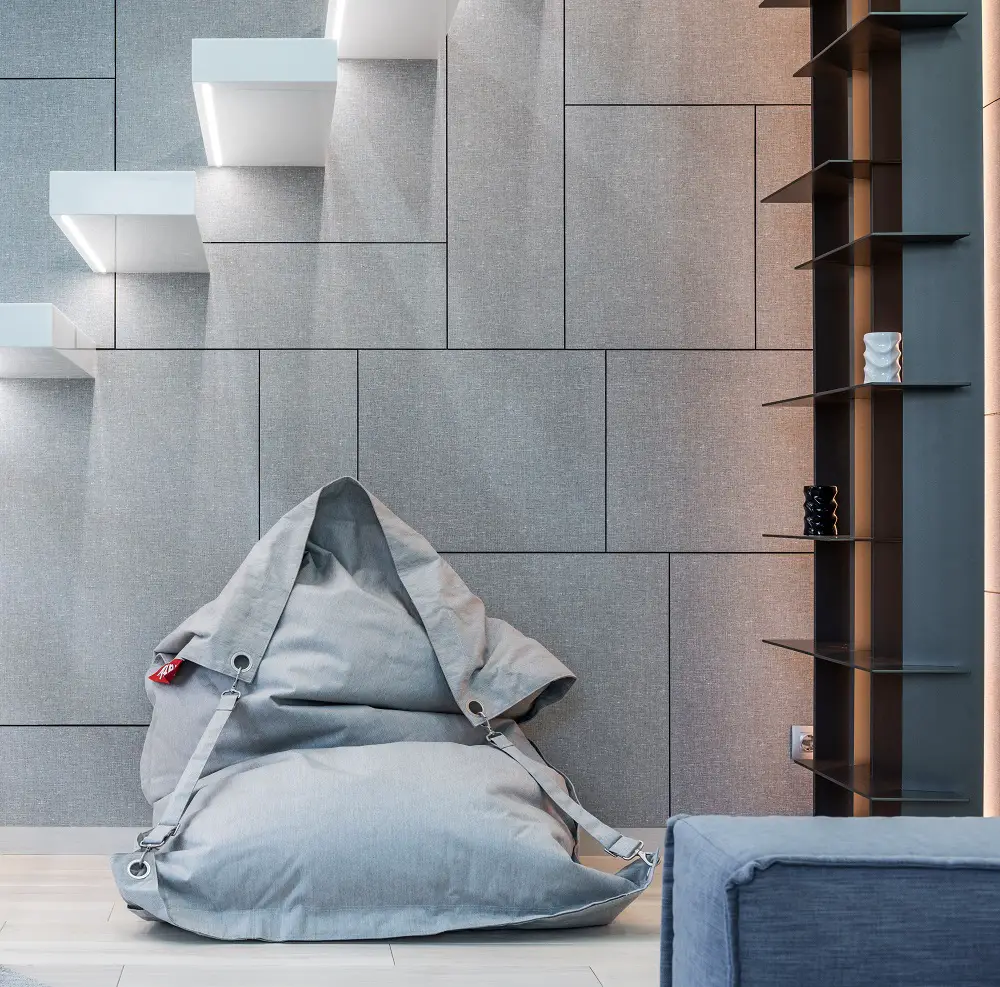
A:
803,485,838,537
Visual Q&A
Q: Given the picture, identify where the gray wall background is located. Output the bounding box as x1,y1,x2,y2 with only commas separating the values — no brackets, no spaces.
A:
0,0,814,826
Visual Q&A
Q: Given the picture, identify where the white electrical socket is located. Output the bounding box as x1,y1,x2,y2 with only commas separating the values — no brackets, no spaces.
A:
790,725,814,761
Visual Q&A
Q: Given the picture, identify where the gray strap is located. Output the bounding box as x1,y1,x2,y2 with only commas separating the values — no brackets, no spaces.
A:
140,690,240,849
486,731,647,860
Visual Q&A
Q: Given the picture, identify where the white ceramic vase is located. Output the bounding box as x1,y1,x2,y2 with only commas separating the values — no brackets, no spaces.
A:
864,331,902,384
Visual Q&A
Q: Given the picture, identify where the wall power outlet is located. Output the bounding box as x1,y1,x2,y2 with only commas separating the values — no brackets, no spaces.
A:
790,725,814,761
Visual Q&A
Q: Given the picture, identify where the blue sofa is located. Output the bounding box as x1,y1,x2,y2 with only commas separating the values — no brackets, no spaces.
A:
661,815,1000,987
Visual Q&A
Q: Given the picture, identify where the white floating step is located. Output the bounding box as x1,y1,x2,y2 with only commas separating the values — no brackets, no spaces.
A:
192,38,339,167
0,304,96,379
49,171,209,274
326,0,460,59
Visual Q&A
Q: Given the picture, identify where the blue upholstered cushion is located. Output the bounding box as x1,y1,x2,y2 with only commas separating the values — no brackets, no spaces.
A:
662,815,1000,987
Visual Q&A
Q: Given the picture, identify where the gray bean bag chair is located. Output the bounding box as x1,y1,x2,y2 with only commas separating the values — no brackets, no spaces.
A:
112,478,657,940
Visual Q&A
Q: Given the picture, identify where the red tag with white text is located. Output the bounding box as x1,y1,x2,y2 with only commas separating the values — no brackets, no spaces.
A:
149,658,185,684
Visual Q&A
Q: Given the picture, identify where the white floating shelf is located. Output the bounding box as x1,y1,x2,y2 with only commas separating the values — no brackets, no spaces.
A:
49,171,209,274
192,38,339,167
0,304,96,379
326,0,459,59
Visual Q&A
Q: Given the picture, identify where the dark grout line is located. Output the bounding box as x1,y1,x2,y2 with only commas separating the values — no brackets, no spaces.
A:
566,102,812,108
562,0,568,350
203,240,447,246
753,105,758,349
445,35,450,350
257,349,262,540
442,550,813,556
355,351,361,479
604,349,608,552
112,0,117,346
101,346,814,353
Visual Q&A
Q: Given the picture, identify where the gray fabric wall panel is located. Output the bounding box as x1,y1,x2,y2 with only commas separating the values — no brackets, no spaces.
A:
115,245,446,348
445,553,670,826
0,728,148,825
607,351,813,552
447,0,564,348
0,0,114,78
0,352,259,725
115,0,324,171
566,106,755,349
194,63,446,243
260,351,359,532
116,1,443,242
0,80,115,346
0,1,813,824
358,351,605,551
670,554,813,816
565,0,810,105
756,106,813,350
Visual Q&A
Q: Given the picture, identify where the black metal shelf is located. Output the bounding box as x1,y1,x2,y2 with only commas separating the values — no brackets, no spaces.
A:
794,759,968,803
796,231,969,270
762,533,898,543
795,12,967,78
763,382,971,408
764,639,967,674
762,159,899,204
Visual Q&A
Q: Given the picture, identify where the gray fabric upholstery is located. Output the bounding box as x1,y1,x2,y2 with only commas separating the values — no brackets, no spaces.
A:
663,814,1000,987
112,478,655,940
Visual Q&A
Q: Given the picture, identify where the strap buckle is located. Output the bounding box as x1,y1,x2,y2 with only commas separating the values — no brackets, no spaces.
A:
612,838,658,868
135,828,172,851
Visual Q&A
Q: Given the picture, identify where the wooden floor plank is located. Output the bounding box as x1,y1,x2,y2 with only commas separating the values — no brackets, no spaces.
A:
0,965,123,987
117,966,603,987
0,854,661,986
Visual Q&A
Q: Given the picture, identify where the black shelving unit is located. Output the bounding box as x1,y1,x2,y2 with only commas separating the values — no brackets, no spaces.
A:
794,12,967,77
760,0,984,817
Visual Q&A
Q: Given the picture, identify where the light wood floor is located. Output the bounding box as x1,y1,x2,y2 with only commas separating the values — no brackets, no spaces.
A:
0,855,661,987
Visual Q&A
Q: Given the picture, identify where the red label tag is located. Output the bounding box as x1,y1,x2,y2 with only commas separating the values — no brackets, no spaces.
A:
149,658,185,684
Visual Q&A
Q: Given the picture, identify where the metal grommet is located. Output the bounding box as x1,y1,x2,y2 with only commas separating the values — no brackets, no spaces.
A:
230,653,251,672
128,859,151,880
467,700,484,716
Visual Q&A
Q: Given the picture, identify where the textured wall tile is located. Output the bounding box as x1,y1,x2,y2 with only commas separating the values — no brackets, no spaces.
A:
0,351,259,724
566,0,809,105
117,1,444,241
607,351,813,551
0,728,148,825
0,81,114,346
756,106,813,350
448,0,563,347
567,107,755,349
260,351,358,531
115,245,445,348
671,554,813,816
358,351,605,551
0,0,114,78
446,554,670,826
116,0,322,170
